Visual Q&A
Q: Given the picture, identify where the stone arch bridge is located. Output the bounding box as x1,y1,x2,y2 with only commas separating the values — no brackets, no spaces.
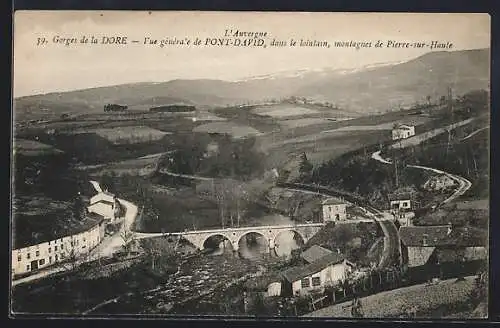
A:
133,223,325,253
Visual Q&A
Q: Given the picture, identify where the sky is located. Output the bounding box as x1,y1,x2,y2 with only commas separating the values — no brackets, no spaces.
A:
13,11,490,97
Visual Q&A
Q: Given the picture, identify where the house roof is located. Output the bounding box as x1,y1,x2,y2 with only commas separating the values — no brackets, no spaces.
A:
13,212,106,250
91,200,115,206
399,226,487,247
301,245,333,264
322,198,346,206
436,247,488,263
281,252,348,282
393,124,414,131
388,192,415,201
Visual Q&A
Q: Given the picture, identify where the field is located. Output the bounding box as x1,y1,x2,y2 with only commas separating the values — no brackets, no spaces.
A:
278,118,332,128
251,104,320,118
192,122,263,139
306,276,481,318
14,139,64,156
93,126,171,145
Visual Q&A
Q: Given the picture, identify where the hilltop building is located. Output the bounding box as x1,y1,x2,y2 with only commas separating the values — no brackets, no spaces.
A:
322,198,347,222
399,225,487,282
392,124,415,140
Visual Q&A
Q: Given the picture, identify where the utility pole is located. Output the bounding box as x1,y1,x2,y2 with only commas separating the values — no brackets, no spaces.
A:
394,157,399,188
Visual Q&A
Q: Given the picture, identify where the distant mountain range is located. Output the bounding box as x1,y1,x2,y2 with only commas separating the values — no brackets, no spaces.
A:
14,48,489,120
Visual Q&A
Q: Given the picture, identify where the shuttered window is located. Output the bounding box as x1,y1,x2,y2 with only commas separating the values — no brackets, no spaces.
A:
312,277,321,287
301,278,310,288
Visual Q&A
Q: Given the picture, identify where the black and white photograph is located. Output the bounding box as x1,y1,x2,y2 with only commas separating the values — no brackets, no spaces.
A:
11,11,490,319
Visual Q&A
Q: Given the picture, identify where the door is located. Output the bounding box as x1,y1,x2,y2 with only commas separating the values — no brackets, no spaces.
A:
31,260,39,271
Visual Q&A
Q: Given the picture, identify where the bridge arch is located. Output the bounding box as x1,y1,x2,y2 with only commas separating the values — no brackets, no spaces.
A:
237,231,270,258
201,233,234,252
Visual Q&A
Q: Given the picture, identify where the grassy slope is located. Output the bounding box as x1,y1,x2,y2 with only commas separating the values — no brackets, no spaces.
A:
306,276,481,318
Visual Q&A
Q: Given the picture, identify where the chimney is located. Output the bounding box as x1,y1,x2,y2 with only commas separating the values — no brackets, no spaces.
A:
336,248,341,254
422,234,428,246
447,222,452,236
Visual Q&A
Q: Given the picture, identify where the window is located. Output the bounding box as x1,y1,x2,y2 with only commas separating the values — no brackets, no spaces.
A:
48,247,51,253
61,244,64,249
49,256,52,263
301,278,310,288
60,253,65,259
83,237,86,242
48,241,51,245
26,265,30,271
55,246,58,251
27,253,31,259
39,259,45,265
55,254,58,261
312,277,321,287
36,250,40,257
82,245,86,249
17,255,22,262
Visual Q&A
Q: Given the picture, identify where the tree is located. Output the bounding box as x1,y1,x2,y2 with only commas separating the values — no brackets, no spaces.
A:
141,238,162,270
299,152,313,181
71,192,86,221
120,228,135,257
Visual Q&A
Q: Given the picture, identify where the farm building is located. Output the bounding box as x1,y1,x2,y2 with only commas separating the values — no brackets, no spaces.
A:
104,104,128,112
392,124,415,140
322,198,347,222
281,248,355,297
399,225,488,283
244,272,283,297
11,212,106,277
388,192,415,212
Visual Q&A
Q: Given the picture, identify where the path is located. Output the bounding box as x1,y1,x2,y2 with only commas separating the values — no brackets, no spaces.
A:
461,126,488,142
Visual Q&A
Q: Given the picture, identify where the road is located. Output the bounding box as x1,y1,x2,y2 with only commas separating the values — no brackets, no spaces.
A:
371,152,472,205
12,198,138,287
89,198,138,259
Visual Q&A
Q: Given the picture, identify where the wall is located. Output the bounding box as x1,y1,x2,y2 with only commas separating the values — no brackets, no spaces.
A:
291,262,352,296
390,200,411,210
407,246,436,267
322,204,347,222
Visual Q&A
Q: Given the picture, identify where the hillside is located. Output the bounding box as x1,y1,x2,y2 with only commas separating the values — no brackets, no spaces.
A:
14,48,489,120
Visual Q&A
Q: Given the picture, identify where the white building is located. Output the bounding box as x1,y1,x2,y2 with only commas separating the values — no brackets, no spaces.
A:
88,191,121,223
390,199,412,211
11,213,106,277
392,124,416,140
281,251,354,297
322,198,347,222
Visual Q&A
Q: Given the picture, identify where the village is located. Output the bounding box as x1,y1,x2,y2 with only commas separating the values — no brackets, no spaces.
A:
11,104,489,317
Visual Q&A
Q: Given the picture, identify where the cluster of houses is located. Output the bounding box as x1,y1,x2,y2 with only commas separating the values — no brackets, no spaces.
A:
11,184,123,278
